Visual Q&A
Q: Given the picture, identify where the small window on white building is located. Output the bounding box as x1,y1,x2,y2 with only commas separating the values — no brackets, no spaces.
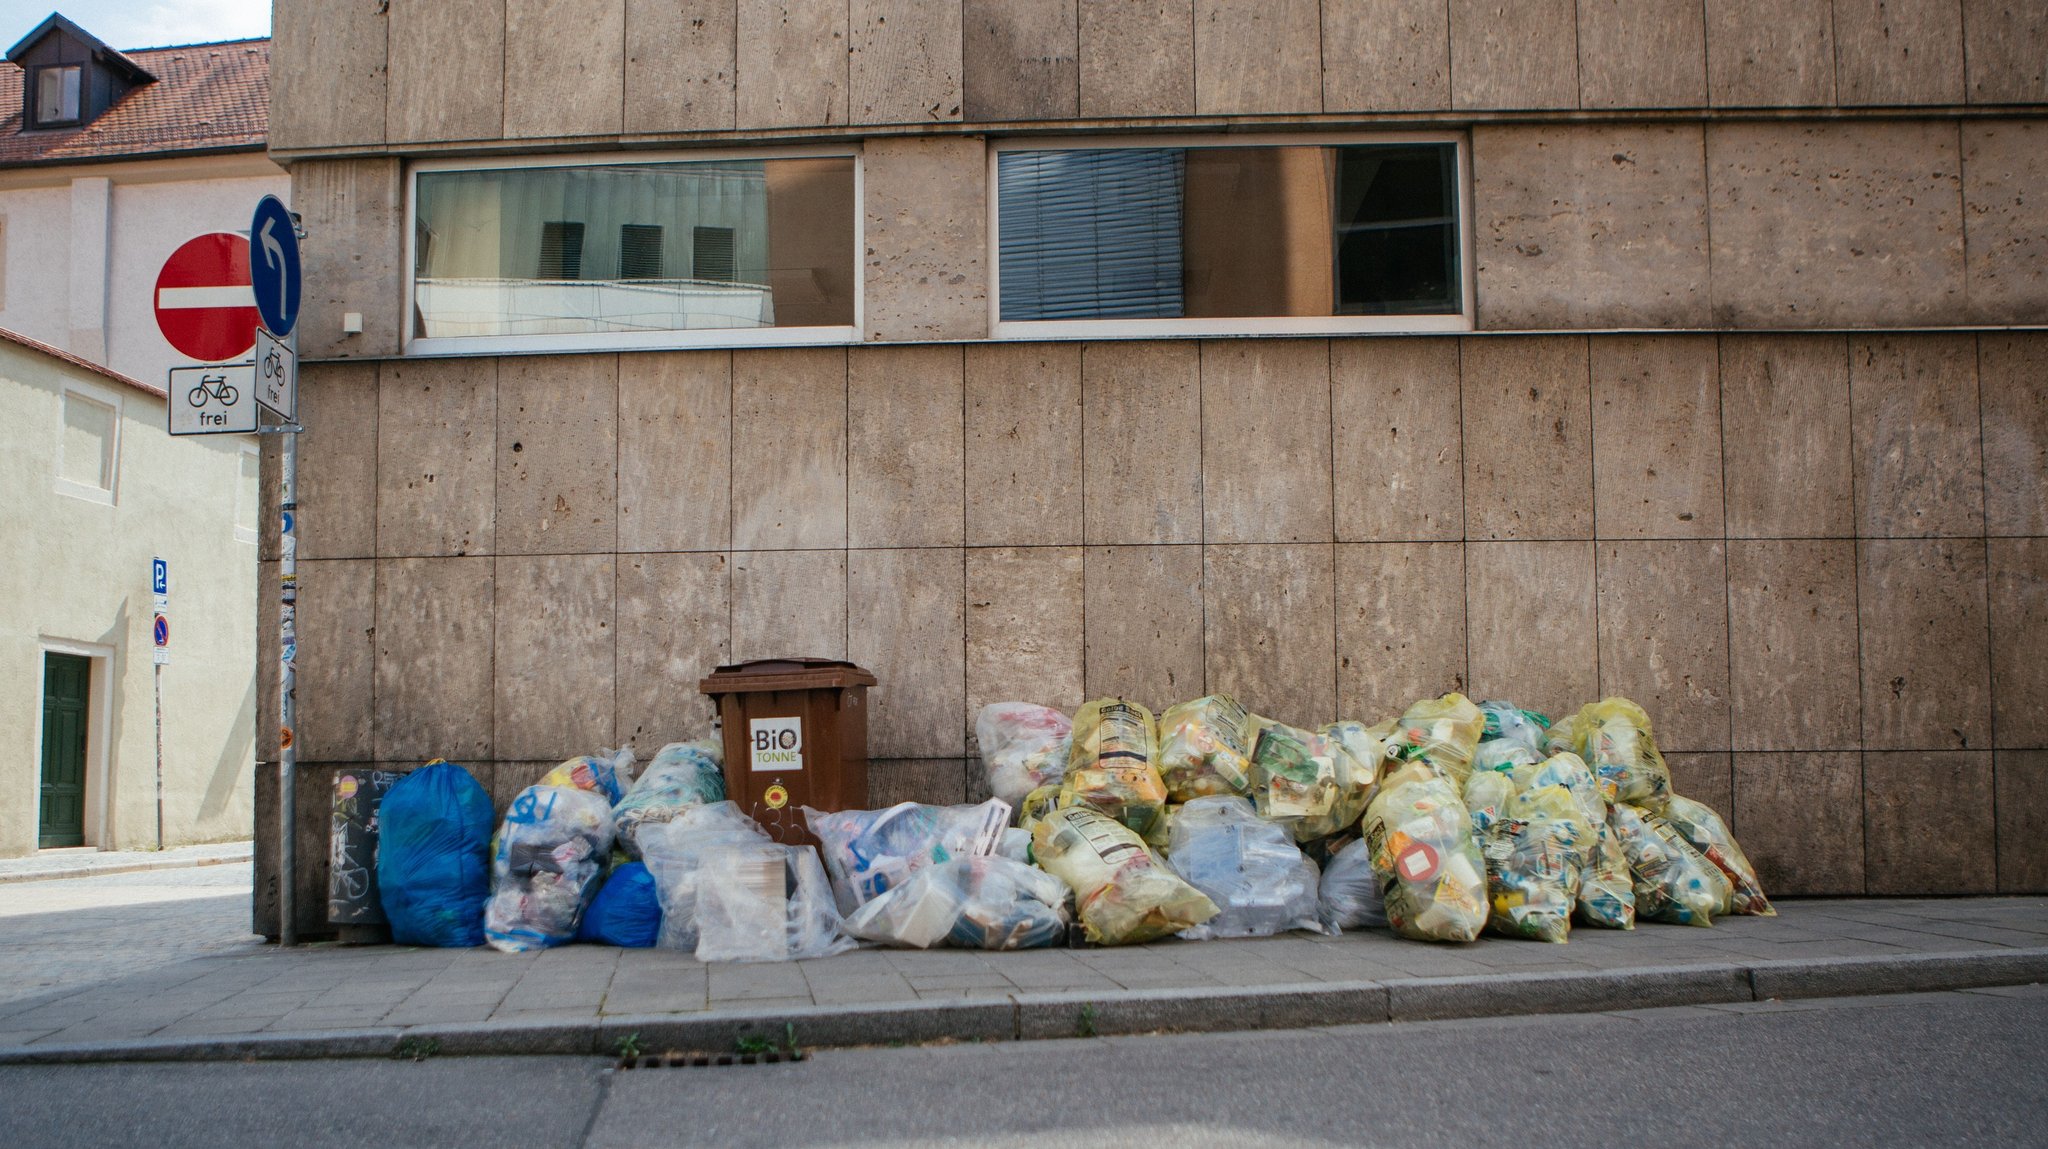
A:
57,389,117,502
234,447,261,544
34,65,82,126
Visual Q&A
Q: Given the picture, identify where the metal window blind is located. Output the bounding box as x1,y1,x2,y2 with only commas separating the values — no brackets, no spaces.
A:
619,224,665,279
537,220,585,278
998,149,1186,321
692,225,737,282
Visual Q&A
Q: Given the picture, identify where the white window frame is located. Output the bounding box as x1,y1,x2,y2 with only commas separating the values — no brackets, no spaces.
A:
54,378,122,506
987,131,1475,340
404,145,865,357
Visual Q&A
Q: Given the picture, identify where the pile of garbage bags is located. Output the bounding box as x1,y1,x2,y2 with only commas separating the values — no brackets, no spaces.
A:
363,688,1773,962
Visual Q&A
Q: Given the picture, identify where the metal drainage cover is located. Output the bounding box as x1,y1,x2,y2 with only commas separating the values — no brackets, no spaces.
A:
619,1051,808,1070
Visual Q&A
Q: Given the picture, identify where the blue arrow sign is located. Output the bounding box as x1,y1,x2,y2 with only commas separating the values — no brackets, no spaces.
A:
250,195,301,338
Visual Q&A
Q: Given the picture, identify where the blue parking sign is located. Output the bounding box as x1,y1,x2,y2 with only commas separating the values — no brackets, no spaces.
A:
152,556,168,596
250,195,301,337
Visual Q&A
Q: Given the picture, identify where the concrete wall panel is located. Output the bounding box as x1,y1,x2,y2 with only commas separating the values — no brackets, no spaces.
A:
1082,544,1204,712
296,559,376,763
625,0,738,132
1864,751,1996,894
732,549,846,660
493,554,616,760
1727,540,1864,752
386,0,504,143
1704,0,1836,106
1858,539,1992,750
1980,333,2048,537
270,0,388,151
373,556,495,761
1720,335,1855,539
966,547,1085,746
1575,0,1708,108
849,548,966,757
1964,0,2048,103
1448,0,1578,110
1832,0,1965,106
617,351,732,554
1083,342,1202,545
849,345,966,547
1200,339,1333,544
1962,122,2048,324
1195,0,1322,114
965,343,1082,546
1734,752,1865,894
1990,538,2048,749
496,354,619,555
1331,337,1463,542
505,0,625,139
1996,751,2048,891
1465,541,1597,722
1321,0,1449,112
1849,335,1984,538
863,136,988,341
376,358,496,558
1591,335,1723,539
615,552,729,749
1079,0,1195,117
295,363,379,561
1204,544,1337,725
964,0,1079,120
737,0,849,128
1597,540,1732,751
1475,125,1709,329
851,0,965,124
1335,542,1467,722
293,159,404,359
1460,336,1593,540
731,348,846,550
1707,122,1964,327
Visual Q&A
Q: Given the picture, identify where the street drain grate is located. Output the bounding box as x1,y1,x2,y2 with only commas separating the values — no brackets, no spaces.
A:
619,1050,808,1070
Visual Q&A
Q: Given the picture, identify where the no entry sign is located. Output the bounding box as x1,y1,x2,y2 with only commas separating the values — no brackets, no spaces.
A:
154,232,259,363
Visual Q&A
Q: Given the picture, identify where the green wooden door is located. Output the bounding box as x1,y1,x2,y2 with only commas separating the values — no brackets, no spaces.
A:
38,653,90,848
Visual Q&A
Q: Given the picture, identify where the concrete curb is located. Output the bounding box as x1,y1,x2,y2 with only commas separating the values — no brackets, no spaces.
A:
3,946,2043,1065
0,848,253,885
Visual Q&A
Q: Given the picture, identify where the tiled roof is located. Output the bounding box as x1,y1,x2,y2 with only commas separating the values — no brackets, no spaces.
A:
0,37,268,167
0,325,166,399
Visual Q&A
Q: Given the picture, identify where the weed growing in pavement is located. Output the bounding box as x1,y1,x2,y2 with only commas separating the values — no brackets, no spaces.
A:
736,1034,776,1055
1077,1004,1098,1038
615,1032,643,1060
393,1036,440,1062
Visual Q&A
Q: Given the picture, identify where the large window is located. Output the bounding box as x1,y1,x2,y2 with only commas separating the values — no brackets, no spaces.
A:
993,136,1469,336
408,150,859,353
33,65,82,126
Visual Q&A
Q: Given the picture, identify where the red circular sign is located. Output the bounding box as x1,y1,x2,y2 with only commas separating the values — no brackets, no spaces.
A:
154,232,258,362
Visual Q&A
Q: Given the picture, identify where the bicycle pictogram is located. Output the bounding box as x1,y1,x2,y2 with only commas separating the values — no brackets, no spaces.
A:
187,373,239,408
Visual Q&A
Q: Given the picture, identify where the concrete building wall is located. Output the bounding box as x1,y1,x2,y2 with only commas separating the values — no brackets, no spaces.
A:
0,156,289,387
0,339,258,858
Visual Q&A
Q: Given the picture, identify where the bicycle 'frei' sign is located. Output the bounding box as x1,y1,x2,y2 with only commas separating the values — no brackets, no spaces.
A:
154,232,260,363
167,363,258,434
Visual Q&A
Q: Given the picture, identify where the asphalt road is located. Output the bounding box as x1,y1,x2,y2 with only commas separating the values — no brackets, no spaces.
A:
4,987,2043,1148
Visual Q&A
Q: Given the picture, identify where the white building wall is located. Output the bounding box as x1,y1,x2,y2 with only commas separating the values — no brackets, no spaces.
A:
0,338,257,856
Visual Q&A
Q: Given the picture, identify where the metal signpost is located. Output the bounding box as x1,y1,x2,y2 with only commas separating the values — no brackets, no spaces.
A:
153,557,168,850
163,196,304,943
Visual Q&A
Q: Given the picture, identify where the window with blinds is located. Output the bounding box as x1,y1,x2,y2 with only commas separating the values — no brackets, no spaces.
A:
692,225,737,282
619,224,664,279
537,221,585,279
994,139,1466,329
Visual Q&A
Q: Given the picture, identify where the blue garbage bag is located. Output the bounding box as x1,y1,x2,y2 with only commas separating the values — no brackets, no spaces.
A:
377,761,495,947
575,861,662,948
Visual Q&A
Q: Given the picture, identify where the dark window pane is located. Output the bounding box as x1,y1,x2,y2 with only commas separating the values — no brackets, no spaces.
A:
692,225,735,281
620,224,665,279
537,221,584,279
998,149,1185,321
1333,144,1459,315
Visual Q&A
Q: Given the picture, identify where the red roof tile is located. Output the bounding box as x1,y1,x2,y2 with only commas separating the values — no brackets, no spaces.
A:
0,38,268,167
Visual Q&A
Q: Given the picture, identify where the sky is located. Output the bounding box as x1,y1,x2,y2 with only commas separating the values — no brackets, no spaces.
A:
5,1,271,50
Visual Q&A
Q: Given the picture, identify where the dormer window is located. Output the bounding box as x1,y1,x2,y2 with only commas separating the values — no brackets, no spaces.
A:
34,64,82,126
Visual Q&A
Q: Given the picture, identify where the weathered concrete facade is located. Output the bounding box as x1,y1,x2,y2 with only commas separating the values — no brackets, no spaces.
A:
259,0,2048,935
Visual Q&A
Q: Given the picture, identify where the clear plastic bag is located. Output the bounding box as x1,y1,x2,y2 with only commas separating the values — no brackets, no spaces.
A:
1479,700,1551,758
1558,699,1673,813
996,827,1033,863
1032,806,1217,945
1609,802,1731,927
843,854,1070,950
1244,720,1342,821
638,802,773,952
538,748,636,805
1383,694,1486,786
611,740,726,859
1663,796,1775,916
1463,769,1516,835
974,703,1073,807
1157,695,1255,801
1166,796,1324,939
1480,783,1591,944
1362,759,1488,943
483,783,617,953
1317,837,1388,933
691,843,855,963
1510,753,1634,930
1061,699,1171,839
803,799,1010,914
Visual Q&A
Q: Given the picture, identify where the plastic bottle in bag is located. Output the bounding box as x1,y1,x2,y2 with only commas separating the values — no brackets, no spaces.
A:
802,799,1010,914
1384,694,1486,786
1558,699,1673,813
1317,837,1388,933
1060,699,1170,839
974,703,1073,807
1362,759,1488,942
638,801,773,952
483,782,617,953
1478,700,1551,758
1032,806,1217,945
1609,802,1731,927
1480,783,1591,944
1662,795,1775,916
691,842,855,963
1156,695,1256,802
377,761,496,948
1166,796,1324,939
611,741,726,859
843,854,1070,950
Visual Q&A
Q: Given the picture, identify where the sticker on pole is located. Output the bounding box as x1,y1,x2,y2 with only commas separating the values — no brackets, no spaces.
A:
154,232,259,363
749,717,804,772
168,363,257,434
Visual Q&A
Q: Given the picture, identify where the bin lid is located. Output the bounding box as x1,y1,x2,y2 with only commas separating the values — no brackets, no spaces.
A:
699,657,877,694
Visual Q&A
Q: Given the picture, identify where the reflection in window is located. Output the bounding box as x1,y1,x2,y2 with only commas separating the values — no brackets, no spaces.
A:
998,143,1460,322
35,65,81,125
412,158,857,340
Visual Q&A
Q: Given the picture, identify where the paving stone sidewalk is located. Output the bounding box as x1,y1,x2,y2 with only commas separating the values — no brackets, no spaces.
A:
0,842,253,884
1,893,2044,1060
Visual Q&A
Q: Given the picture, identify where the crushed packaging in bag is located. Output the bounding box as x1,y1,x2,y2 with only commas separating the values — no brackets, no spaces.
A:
539,748,635,805
1278,720,1387,842
1463,769,1516,835
1551,698,1673,813
1480,783,1591,944
1032,806,1217,945
1383,694,1486,785
1663,796,1775,916
484,779,617,953
1609,802,1731,927
1167,796,1324,939
844,854,1071,950
690,842,856,963
803,799,1010,914
1244,719,1343,821
1511,752,1634,930
638,802,774,952
1479,700,1551,757
975,703,1073,807
1157,695,1255,801
1317,837,1388,933
611,740,725,859
1362,759,1488,942
1060,699,1170,839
